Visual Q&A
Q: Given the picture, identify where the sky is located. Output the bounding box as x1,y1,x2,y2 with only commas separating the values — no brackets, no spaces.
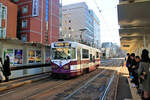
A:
62,0,120,45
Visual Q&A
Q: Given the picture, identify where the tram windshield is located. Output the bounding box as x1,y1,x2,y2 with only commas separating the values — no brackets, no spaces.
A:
52,48,76,60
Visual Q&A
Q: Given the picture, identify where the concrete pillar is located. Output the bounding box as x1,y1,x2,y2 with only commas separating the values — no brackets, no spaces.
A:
23,45,28,75
41,46,45,72
143,33,146,48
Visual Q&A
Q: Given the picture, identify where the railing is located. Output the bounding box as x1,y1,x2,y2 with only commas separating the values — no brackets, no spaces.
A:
10,63,51,71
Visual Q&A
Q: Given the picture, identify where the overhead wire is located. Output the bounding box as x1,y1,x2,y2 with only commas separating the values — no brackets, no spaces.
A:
93,0,120,42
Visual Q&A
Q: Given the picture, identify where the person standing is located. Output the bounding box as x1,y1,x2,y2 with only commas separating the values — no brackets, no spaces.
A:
0,57,5,82
138,49,150,100
126,53,132,73
3,56,11,82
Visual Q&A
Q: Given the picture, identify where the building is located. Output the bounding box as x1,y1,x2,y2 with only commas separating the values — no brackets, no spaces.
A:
92,11,101,49
62,2,96,46
118,0,150,55
0,0,17,39
101,42,121,58
12,0,60,45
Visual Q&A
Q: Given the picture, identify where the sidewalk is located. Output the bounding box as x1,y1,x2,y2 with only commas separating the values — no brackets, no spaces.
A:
0,73,51,92
117,67,141,100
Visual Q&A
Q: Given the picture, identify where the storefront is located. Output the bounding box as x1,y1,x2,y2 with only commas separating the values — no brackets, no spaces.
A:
0,39,51,79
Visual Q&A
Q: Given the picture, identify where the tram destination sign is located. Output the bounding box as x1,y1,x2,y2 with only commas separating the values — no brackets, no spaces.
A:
54,42,71,47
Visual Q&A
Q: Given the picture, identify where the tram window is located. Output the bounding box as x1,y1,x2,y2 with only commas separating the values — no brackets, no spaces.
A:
82,49,89,59
72,48,76,59
96,52,99,58
93,56,95,63
90,54,92,62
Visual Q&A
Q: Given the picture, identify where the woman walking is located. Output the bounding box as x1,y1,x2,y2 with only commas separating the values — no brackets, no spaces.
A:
138,49,150,100
3,56,11,82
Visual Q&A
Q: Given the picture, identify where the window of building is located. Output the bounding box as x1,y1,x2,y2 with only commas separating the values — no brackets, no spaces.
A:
69,27,71,30
22,5,28,14
69,20,71,23
21,34,27,42
82,49,89,59
22,20,28,28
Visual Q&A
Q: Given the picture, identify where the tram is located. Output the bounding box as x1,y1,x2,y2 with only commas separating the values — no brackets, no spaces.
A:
51,40,101,77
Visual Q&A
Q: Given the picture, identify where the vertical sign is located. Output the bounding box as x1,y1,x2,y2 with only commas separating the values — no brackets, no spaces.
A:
45,0,49,22
0,3,2,28
32,0,39,17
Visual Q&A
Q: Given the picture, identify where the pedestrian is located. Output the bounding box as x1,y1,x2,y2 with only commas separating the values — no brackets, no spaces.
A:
138,49,150,100
3,56,11,82
125,53,130,61
0,57,5,82
126,53,131,72
133,56,141,88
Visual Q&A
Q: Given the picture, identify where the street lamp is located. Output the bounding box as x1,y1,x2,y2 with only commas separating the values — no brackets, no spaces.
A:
79,28,87,44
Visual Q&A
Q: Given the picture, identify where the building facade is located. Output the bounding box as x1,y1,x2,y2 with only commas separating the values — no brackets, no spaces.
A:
62,2,96,46
0,0,17,39
12,0,60,45
91,10,101,49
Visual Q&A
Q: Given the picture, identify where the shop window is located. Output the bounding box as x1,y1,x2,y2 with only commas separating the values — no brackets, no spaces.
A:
22,20,28,28
3,49,23,65
22,5,28,14
28,50,41,64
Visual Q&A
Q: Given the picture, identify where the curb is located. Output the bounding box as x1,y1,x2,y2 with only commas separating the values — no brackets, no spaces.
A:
128,77,141,100
0,76,49,92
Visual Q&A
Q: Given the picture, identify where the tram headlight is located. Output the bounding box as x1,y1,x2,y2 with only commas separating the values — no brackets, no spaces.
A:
63,65,70,70
51,65,58,69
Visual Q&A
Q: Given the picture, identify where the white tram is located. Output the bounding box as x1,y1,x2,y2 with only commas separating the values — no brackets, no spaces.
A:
51,40,101,77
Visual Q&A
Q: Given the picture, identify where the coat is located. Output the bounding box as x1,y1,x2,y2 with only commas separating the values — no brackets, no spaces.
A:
3,59,11,76
138,62,150,91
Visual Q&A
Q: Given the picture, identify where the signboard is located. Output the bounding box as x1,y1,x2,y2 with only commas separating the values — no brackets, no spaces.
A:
0,3,2,28
32,0,39,17
0,5,7,38
14,50,23,64
45,0,49,22
54,42,71,47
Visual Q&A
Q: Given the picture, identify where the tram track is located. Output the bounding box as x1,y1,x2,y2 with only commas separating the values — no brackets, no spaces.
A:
0,59,122,100
25,68,106,100
26,59,122,100
62,59,122,100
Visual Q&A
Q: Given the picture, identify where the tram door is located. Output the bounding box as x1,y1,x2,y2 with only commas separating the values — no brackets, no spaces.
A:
77,48,81,72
